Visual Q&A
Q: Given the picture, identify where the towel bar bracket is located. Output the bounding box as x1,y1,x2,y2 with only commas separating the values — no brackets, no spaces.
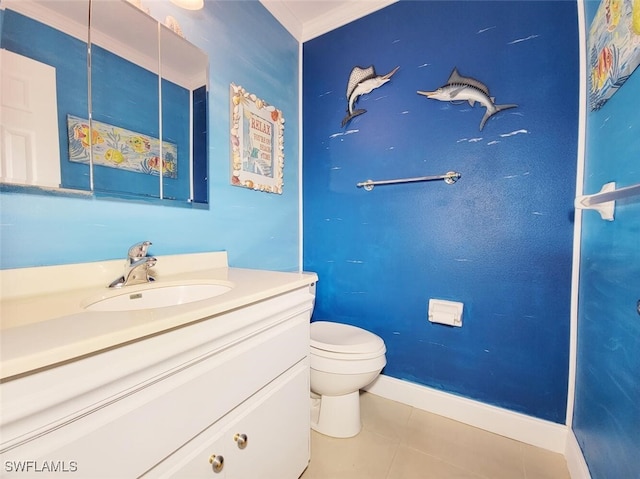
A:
575,182,616,221
574,181,640,221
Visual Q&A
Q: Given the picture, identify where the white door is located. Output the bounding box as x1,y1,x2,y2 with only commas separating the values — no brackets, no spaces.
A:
0,49,61,188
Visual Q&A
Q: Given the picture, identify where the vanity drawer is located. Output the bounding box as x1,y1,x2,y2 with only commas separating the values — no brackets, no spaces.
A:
142,360,310,479
0,313,309,478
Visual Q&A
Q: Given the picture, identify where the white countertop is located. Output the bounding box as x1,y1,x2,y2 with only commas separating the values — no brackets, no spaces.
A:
0,252,317,380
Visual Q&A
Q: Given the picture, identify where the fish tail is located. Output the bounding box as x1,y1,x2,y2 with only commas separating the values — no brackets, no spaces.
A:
479,103,518,131
495,103,518,113
341,109,367,127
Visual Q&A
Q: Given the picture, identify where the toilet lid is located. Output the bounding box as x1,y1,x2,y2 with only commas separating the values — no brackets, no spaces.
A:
310,321,385,354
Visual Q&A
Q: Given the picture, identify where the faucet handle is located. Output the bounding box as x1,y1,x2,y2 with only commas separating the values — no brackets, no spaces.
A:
128,241,152,260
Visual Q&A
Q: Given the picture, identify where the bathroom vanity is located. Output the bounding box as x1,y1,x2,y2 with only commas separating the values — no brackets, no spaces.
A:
0,252,317,478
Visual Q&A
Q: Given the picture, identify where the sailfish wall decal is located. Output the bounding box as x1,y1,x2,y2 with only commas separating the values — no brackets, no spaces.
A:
418,68,517,131
342,65,399,127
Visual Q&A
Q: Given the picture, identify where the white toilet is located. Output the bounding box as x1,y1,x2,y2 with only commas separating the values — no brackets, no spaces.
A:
309,321,387,438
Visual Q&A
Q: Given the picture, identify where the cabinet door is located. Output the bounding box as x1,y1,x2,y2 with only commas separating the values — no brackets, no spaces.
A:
224,362,310,479
144,360,309,479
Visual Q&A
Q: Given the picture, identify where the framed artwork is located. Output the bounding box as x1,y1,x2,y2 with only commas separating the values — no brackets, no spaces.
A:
588,0,640,110
67,115,178,177
230,83,284,194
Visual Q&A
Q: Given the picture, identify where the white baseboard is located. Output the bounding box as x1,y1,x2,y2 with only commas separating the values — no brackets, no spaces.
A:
565,430,592,479
364,374,568,453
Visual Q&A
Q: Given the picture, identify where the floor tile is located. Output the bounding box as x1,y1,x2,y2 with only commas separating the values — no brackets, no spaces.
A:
360,391,413,442
387,445,485,479
301,428,398,479
401,407,526,479
301,392,571,479
522,443,571,479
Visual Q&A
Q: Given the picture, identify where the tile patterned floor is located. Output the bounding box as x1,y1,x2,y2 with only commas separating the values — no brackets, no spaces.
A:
300,392,570,479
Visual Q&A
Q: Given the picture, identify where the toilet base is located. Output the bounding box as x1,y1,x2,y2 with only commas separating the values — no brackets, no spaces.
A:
310,390,361,438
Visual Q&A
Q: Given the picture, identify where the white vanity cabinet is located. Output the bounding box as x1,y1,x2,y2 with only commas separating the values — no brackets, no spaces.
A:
0,286,314,479
144,361,309,478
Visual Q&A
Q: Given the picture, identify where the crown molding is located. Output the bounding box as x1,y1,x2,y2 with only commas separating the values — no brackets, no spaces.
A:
260,0,304,41
302,0,397,42
260,0,398,43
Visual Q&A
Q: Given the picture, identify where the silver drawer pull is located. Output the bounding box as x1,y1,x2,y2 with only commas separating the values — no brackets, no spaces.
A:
209,454,224,473
234,433,248,449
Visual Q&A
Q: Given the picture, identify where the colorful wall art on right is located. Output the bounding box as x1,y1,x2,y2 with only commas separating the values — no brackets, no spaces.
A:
589,0,640,109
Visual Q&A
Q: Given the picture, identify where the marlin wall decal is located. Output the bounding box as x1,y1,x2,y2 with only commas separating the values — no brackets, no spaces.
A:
417,68,517,131
342,65,399,127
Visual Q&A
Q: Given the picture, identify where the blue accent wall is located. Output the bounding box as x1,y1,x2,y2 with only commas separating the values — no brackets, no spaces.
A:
572,2,640,477
303,0,579,423
0,1,300,272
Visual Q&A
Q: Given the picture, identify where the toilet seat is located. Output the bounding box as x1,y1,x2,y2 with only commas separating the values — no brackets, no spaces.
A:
310,345,386,360
310,321,385,355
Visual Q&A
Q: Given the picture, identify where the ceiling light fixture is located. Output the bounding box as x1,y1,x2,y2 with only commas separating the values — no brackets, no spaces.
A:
169,0,204,10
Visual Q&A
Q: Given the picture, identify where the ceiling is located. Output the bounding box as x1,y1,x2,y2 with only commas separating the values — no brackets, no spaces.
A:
259,0,398,42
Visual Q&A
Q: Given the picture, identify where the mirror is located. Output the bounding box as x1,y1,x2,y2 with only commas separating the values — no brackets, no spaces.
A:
1,0,90,192
0,0,209,206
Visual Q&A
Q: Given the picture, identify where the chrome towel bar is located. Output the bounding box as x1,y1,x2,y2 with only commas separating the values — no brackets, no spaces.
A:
357,171,461,191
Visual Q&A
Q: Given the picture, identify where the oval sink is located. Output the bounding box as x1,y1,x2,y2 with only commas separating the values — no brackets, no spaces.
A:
83,281,233,312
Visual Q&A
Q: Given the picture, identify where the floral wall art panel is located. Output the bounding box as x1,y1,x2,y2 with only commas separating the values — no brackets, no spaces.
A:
67,115,178,178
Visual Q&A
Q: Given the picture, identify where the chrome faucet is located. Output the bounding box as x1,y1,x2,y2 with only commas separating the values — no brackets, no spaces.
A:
109,241,157,288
